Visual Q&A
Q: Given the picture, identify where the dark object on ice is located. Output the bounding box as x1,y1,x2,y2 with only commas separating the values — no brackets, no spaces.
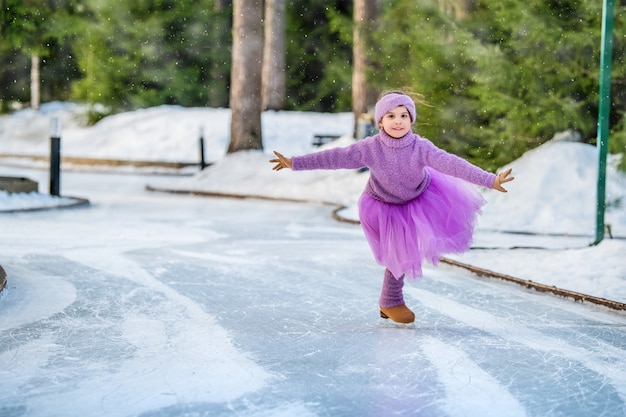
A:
0,176,38,193
0,265,6,295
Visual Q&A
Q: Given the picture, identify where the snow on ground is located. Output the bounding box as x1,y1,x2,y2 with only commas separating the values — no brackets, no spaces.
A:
0,190,84,211
1,103,625,303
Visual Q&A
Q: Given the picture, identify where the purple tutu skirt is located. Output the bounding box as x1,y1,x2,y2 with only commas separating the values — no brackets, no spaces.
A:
358,168,486,280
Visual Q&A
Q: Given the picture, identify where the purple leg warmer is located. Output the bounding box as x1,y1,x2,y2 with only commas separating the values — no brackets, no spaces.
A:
379,269,405,308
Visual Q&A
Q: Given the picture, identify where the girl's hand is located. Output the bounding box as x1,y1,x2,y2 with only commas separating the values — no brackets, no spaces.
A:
270,150,293,171
492,168,514,192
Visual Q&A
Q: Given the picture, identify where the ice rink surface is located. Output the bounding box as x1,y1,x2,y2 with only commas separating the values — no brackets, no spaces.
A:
1,167,626,417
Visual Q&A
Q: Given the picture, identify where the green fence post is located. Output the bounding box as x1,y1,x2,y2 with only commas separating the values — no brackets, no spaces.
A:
594,0,615,245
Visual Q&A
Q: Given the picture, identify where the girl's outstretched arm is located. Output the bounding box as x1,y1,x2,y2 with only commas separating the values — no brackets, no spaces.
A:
270,150,292,171
492,168,514,192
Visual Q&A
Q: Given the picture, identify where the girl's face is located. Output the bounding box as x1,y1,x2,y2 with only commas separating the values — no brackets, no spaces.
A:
379,105,412,138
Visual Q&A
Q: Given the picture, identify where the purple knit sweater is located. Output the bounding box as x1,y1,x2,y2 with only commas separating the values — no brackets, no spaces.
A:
292,131,496,204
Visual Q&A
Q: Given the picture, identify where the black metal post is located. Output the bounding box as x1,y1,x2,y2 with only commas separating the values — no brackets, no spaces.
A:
199,128,206,170
49,117,61,196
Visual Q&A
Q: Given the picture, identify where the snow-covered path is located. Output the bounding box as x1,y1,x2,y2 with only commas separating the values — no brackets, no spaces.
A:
1,167,626,417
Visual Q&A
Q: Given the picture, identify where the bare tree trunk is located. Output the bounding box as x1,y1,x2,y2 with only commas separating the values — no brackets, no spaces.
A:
228,0,264,153
352,0,380,136
31,54,40,110
261,0,286,110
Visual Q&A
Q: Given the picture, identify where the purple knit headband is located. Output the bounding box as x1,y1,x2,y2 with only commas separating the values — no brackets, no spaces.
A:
375,93,416,124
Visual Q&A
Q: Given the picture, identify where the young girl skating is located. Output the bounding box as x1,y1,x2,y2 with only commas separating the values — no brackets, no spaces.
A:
270,91,514,324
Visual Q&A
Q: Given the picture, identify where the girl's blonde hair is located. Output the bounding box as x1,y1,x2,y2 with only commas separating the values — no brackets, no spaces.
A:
377,88,429,108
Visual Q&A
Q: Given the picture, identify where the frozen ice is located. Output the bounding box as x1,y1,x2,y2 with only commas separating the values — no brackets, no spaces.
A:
1,169,625,417
1,105,625,416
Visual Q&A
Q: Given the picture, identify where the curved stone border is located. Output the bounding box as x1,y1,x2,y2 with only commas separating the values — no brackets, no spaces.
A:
146,186,626,312
332,205,359,225
0,196,90,214
440,257,626,312
145,185,338,206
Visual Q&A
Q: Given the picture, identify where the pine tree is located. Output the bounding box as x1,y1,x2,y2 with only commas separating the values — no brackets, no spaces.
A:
70,0,231,112
371,0,626,170
0,0,60,110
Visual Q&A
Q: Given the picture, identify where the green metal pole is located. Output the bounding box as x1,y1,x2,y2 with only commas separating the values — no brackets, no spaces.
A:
594,0,615,245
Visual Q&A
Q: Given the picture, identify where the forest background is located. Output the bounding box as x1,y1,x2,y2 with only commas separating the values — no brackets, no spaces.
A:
1,0,625,171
